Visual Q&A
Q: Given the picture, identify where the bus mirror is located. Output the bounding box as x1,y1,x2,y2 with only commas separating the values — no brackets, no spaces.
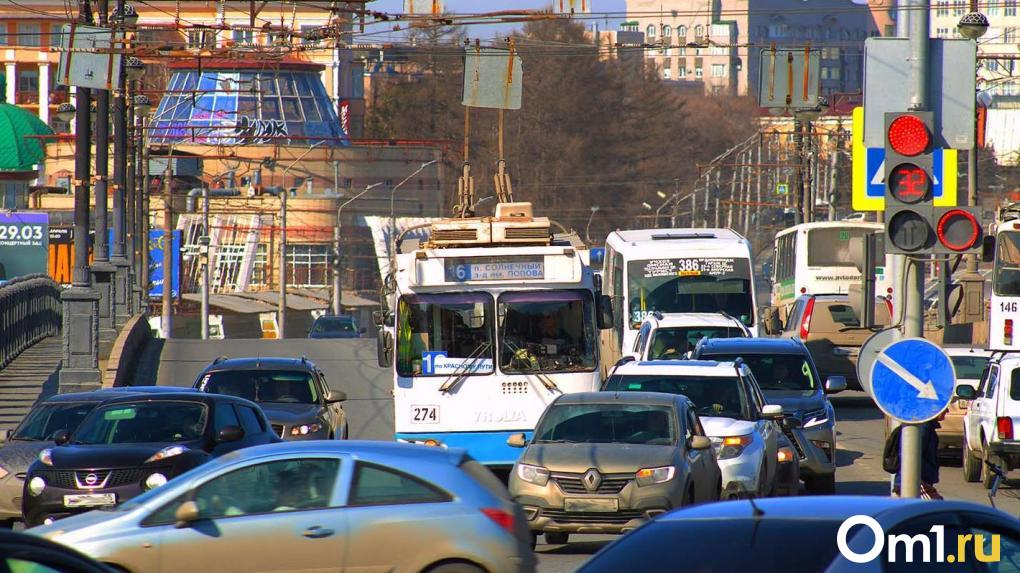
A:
377,329,393,368
597,294,613,330
983,236,996,263
373,310,394,327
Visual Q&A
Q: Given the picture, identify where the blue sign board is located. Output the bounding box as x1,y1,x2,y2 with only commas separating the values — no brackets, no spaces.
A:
0,212,48,280
864,147,953,203
870,338,955,423
149,230,181,299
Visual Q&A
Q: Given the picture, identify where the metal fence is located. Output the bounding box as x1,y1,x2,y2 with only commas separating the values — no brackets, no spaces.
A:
0,274,61,370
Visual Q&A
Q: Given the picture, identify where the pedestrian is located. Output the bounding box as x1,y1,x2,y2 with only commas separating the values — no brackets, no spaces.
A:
883,415,943,500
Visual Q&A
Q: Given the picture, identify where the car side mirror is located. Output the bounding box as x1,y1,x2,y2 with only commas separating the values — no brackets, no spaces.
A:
956,384,977,400
53,429,70,446
761,404,784,420
824,376,847,394
624,351,640,361
507,433,528,448
983,235,996,263
217,425,244,443
377,329,393,368
690,435,712,450
597,294,613,330
325,389,347,403
174,500,201,528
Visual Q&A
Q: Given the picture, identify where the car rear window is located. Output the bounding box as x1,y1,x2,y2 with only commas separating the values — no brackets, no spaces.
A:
1010,369,1020,401
828,304,861,328
581,518,844,573
951,355,990,381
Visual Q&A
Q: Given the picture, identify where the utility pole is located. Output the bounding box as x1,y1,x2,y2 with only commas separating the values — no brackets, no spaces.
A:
278,190,288,339
110,0,130,326
200,187,210,340
794,117,806,225
59,0,101,392
899,0,932,500
91,0,116,342
161,167,173,339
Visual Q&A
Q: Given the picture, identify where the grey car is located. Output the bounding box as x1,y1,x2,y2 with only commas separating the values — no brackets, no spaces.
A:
0,387,197,526
692,337,845,494
193,357,348,440
29,441,535,573
508,392,720,545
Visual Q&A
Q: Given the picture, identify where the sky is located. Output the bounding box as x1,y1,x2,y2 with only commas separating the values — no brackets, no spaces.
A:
367,0,627,38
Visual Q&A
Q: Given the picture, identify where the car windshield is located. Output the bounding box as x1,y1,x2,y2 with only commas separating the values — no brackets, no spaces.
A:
604,374,749,420
312,317,356,334
628,258,753,327
199,370,318,404
396,292,494,377
648,326,746,359
534,403,676,445
73,401,207,445
701,353,816,392
499,290,597,374
995,231,1020,296
12,402,97,441
951,354,990,380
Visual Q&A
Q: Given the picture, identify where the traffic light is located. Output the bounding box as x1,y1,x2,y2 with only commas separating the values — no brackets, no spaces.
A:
883,112,982,255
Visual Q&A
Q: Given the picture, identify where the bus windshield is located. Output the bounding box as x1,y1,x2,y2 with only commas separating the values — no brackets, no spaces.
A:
396,293,495,377
806,227,873,267
499,290,597,374
628,258,753,327
995,231,1020,296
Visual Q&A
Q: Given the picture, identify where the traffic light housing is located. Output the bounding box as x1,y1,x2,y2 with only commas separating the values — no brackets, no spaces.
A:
883,112,982,255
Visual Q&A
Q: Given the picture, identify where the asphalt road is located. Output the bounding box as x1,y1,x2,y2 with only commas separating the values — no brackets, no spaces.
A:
146,343,1020,572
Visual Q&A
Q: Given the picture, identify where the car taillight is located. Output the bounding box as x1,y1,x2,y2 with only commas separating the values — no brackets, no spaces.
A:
998,417,1014,440
1006,319,1014,346
481,507,516,534
800,297,815,339
884,298,894,318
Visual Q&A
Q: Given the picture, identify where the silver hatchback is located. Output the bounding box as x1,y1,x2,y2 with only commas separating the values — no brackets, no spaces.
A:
29,441,535,573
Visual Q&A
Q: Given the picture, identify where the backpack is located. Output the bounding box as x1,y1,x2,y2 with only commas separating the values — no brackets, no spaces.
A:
883,424,902,474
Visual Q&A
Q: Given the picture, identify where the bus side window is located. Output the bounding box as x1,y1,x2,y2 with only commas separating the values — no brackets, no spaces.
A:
612,252,625,341
634,322,651,353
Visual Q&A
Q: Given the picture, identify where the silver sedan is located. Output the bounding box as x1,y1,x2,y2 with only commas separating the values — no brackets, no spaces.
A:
29,441,536,573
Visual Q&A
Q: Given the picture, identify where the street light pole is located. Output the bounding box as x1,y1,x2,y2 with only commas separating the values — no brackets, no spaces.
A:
110,0,131,326
389,159,437,259
333,182,383,315
201,187,210,340
585,206,600,244
278,188,287,339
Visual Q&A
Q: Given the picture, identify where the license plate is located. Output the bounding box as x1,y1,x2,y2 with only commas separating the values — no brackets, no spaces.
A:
564,498,619,512
63,493,116,508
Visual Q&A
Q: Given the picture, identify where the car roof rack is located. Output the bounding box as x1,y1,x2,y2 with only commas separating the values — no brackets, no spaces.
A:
212,355,229,364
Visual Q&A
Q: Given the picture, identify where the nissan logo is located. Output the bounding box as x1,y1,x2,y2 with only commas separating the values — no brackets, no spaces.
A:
84,473,98,486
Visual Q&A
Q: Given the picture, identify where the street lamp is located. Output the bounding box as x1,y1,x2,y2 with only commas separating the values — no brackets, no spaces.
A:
959,9,990,297
389,159,438,252
55,103,75,122
112,4,138,27
124,57,144,81
958,12,989,39
585,205,600,244
333,182,384,315
133,94,151,119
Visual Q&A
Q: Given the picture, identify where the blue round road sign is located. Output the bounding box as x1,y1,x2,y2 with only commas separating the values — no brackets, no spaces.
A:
868,337,956,423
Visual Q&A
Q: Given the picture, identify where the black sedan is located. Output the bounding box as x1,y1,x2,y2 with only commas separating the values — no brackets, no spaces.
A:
193,357,348,440
22,392,278,527
307,315,364,339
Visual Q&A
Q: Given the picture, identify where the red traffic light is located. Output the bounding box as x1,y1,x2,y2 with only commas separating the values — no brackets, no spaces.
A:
936,209,981,251
888,163,931,204
888,115,930,157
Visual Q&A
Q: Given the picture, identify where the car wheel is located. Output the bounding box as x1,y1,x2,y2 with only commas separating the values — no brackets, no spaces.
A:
530,532,538,551
981,447,1000,490
963,438,982,483
805,473,836,495
545,532,569,545
425,563,486,573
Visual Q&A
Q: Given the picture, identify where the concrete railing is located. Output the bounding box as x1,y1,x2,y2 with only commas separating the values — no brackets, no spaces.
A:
0,274,61,370
103,313,152,388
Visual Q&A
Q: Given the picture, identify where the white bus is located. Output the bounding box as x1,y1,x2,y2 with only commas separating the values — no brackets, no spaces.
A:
600,228,757,370
379,202,607,472
770,222,901,320
991,212,1020,350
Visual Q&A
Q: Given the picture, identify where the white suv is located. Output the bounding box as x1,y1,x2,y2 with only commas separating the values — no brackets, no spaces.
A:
602,359,798,498
628,312,751,361
959,354,1020,488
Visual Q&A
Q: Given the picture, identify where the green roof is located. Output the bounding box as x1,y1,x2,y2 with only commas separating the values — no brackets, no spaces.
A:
0,102,53,172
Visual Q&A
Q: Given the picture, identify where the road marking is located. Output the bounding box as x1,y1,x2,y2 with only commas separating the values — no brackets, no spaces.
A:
876,352,939,400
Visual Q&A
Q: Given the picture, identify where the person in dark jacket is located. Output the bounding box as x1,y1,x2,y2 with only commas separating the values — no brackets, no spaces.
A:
887,417,943,499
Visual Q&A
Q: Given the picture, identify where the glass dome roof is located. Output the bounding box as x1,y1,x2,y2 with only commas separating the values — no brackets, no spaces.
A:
149,64,346,146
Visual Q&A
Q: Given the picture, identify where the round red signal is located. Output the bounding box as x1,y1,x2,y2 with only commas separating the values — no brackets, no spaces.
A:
936,209,981,251
888,115,930,157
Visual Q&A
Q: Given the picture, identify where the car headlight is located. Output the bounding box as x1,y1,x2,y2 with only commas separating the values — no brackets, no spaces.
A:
516,463,550,486
144,473,168,490
28,476,45,496
145,445,189,464
635,466,675,486
777,446,796,464
716,434,753,460
290,423,323,436
38,449,53,466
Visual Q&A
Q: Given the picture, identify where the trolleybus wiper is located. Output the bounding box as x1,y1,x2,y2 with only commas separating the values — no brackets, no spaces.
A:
439,342,492,393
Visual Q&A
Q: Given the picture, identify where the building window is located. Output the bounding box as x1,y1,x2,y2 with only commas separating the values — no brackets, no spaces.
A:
1006,26,1017,43
936,1,948,15
187,30,216,49
768,24,788,38
18,23,40,47
711,64,726,77
646,25,656,38
989,0,1002,16
286,244,331,287
47,23,61,47
663,68,672,79
663,25,672,39
679,65,687,78
988,59,1000,72
695,66,703,78
350,66,364,99
954,0,967,15
678,25,687,37
935,27,948,37
232,28,254,44
678,46,686,56
694,25,704,38
1007,0,1016,15
663,57,672,69
710,45,728,55
712,24,729,37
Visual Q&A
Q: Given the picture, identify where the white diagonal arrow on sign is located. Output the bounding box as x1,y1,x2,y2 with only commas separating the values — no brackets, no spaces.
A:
876,352,939,400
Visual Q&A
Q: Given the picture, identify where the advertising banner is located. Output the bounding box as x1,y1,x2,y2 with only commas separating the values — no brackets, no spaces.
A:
149,230,181,299
0,212,49,280
363,216,441,284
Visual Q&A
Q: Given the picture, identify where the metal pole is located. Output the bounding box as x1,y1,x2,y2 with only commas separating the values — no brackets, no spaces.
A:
794,116,806,225
112,0,127,270
332,218,341,316
201,187,210,340
278,190,287,339
899,0,931,499
161,167,172,339
94,0,109,265
139,118,150,301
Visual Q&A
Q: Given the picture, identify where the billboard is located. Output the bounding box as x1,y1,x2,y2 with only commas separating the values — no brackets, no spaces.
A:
46,227,180,298
363,216,441,283
0,212,49,280
149,230,181,299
